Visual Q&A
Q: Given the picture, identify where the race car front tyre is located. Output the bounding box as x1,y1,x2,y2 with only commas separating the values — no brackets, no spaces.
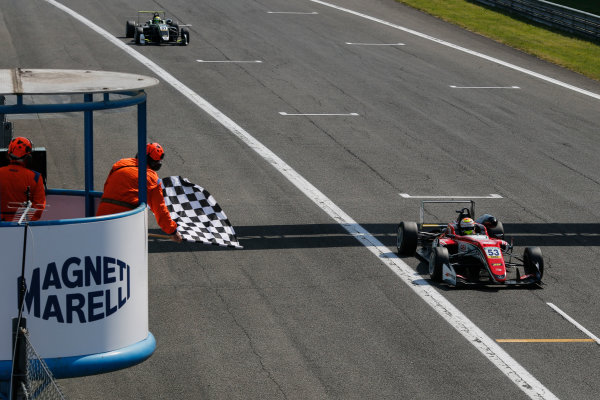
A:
181,28,190,45
396,221,418,256
523,246,543,281
429,247,448,282
126,20,136,38
135,27,144,44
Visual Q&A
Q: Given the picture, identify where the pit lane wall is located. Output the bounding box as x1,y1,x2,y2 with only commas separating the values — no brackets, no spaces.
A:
0,198,153,379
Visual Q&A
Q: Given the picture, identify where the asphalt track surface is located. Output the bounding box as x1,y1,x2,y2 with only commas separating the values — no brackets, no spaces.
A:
2,0,600,399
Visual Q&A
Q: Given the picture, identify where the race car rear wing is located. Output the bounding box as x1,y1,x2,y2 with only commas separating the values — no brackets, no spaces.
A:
135,11,192,26
419,200,475,231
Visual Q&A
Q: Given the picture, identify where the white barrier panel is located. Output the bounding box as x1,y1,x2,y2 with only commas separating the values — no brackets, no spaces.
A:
0,208,148,360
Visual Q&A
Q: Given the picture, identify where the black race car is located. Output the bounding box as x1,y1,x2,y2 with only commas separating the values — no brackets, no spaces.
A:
126,11,190,46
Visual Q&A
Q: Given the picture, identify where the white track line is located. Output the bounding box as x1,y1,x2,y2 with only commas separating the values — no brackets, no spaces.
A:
547,303,600,345
47,1,558,398
400,193,503,199
345,42,405,46
450,85,520,89
279,112,359,116
267,11,318,14
197,60,263,63
311,0,600,101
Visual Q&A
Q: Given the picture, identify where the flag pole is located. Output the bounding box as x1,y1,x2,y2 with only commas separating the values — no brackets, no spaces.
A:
148,233,172,240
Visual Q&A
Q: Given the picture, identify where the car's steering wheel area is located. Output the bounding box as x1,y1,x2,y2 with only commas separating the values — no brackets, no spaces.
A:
455,207,472,223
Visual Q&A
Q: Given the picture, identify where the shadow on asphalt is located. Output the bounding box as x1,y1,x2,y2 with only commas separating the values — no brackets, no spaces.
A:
148,223,600,253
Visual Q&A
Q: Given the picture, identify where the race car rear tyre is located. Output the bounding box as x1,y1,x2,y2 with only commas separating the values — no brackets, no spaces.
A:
396,221,418,256
181,28,190,45
126,20,136,38
523,246,543,281
429,247,448,282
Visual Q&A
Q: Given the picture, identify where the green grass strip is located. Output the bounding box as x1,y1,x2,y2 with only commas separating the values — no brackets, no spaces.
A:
396,0,600,81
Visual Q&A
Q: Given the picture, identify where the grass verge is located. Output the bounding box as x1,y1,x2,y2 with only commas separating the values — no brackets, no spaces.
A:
396,0,600,81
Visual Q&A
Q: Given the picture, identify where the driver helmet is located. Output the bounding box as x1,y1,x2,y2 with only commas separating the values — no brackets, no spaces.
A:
460,217,476,235
8,137,33,161
153,13,161,24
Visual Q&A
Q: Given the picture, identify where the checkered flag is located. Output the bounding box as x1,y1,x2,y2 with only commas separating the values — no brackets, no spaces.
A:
161,176,242,248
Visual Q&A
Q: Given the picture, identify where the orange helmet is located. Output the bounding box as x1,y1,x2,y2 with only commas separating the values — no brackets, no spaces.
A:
8,137,33,160
146,142,165,161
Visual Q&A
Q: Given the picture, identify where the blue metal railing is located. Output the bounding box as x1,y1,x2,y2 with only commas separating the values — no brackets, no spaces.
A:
0,90,149,217
473,0,600,41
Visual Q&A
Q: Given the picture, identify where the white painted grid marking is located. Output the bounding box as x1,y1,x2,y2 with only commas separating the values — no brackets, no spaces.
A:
279,112,359,116
47,0,560,398
197,60,263,63
346,42,405,46
547,303,600,345
450,85,520,89
400,193,503,199
267,11,318,14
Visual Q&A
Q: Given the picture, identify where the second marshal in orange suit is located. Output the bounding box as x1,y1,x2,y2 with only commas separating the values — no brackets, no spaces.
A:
96,142,182,242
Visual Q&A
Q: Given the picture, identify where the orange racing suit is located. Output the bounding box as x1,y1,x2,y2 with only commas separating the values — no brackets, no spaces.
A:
96,157,177,234
0,162,46,221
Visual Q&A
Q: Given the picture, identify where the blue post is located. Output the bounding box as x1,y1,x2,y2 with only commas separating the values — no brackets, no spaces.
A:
84,93,94,217
137,96,147,205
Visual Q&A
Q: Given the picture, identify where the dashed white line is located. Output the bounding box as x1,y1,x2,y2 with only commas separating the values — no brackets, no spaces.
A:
197,60,263,63
400,193,503,199
267,11,318,14
450,85,520,89
279,112,359,116
346,42,405,46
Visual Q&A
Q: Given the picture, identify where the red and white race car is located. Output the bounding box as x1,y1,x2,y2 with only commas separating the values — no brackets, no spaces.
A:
396,201,543,287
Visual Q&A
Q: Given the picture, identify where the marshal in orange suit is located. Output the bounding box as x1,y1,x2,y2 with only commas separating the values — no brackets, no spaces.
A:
0,137,45,221
96,142,182,242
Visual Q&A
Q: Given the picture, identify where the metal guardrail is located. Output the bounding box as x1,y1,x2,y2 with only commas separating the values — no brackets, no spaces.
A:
473,0,600,41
